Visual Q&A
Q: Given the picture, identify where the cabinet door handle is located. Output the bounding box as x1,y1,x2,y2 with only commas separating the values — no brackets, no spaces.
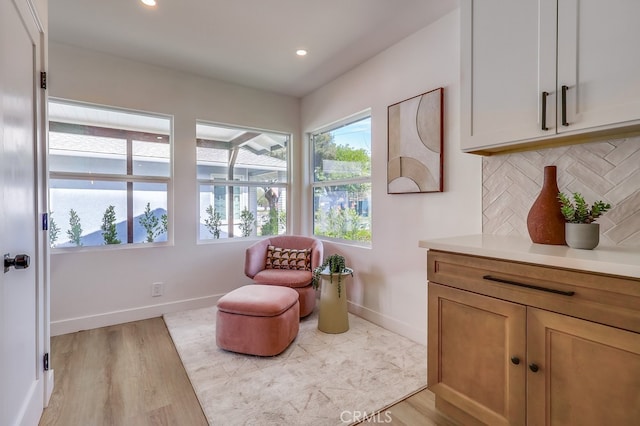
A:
561,85,569,126
529,363,540,373
482,275,575,296
541,91,550,131
511,356,521,365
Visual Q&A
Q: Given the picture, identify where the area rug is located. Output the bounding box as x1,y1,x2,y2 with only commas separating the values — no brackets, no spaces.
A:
164,306,427,426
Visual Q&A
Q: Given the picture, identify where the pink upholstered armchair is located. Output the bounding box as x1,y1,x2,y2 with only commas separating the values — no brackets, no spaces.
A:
244,235,323,317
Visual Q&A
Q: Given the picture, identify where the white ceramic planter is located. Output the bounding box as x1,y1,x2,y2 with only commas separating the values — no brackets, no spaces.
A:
565,223,600,250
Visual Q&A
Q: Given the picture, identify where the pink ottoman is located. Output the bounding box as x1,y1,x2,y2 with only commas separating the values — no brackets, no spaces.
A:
216,285,300,356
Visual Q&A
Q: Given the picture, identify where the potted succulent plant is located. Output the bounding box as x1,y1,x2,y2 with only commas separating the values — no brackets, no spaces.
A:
312,253,353,334
311,253,353,298
557,192,611,249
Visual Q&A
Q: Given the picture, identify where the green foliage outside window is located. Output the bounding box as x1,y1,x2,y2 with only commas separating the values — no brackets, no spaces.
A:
49,213,60,248
314,206,371,242
313,134,371,182
257,209,287,236
258,186,282,236
139,202,168,242
204,205,222,239
239,208,255,237
101,205,121,245
67,209,83,246
260,208,279,236
313,132,337,181
312,116,371,243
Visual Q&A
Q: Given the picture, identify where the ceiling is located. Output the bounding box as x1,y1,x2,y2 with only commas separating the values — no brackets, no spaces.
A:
49,0,458,98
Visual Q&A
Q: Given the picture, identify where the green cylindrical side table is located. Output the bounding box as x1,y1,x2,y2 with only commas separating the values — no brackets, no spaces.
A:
318,272,351,334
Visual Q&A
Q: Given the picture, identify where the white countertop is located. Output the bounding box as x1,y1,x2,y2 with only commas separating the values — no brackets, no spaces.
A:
419,234,640,279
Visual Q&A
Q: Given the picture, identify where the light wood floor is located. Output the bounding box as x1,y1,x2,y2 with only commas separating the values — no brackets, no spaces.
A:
40,317,458,426
39,317,207,426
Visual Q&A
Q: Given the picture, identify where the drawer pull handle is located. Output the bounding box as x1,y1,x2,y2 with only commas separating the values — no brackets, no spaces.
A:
529,363,540,373
511,356,520,365
482,275,575,296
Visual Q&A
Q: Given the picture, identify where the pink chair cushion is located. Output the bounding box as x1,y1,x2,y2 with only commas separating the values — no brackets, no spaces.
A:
217,285,298,317
252,269,313,288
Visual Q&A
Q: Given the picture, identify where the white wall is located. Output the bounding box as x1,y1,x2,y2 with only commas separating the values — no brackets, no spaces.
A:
301,10,482,343
49,10,483,343
48,42,300,335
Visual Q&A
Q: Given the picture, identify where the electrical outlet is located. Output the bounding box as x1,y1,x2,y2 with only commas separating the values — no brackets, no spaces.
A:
151,282,164,297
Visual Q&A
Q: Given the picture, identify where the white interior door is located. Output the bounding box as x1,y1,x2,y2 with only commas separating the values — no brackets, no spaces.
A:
1,0,46,425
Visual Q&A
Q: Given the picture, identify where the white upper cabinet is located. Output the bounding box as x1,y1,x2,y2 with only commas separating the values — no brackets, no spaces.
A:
461,0,640,153
557,0,640,134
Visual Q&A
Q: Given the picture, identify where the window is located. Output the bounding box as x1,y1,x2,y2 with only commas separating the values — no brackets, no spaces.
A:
48,99,171,248
196,121,289,240
311,113,371,244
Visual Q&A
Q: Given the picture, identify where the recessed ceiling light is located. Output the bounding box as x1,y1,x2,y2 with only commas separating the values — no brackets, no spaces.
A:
296,49,308,57
141,0,157,6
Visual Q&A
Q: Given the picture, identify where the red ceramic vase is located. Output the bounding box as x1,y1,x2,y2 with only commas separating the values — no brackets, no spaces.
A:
526,166,566,245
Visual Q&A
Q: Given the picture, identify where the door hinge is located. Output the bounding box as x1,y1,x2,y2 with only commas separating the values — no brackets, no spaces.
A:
43,353,49,371
40,72,47,90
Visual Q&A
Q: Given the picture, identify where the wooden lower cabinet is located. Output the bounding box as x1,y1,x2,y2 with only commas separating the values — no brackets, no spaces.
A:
428,283,526,425
428,278,640,426
527,308,640,425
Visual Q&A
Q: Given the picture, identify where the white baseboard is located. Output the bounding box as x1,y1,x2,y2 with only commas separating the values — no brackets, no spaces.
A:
17,379,42,426
50,295,222,336
347,301,426,345
44,370,54,408
50,295,427,344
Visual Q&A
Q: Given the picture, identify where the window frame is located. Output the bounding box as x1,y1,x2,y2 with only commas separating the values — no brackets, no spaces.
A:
310,110,372,245
48,98,173,250
196,120,291,242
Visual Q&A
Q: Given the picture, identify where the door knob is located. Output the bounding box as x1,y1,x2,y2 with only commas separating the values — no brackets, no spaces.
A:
510,356,520,365
529,363,540,373
4,253,30,273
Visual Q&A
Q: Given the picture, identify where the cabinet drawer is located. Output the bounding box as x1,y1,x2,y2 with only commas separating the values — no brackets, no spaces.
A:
427,250,640,333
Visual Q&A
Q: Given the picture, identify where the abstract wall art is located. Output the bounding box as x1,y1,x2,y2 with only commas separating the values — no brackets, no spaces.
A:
387,87,443,194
